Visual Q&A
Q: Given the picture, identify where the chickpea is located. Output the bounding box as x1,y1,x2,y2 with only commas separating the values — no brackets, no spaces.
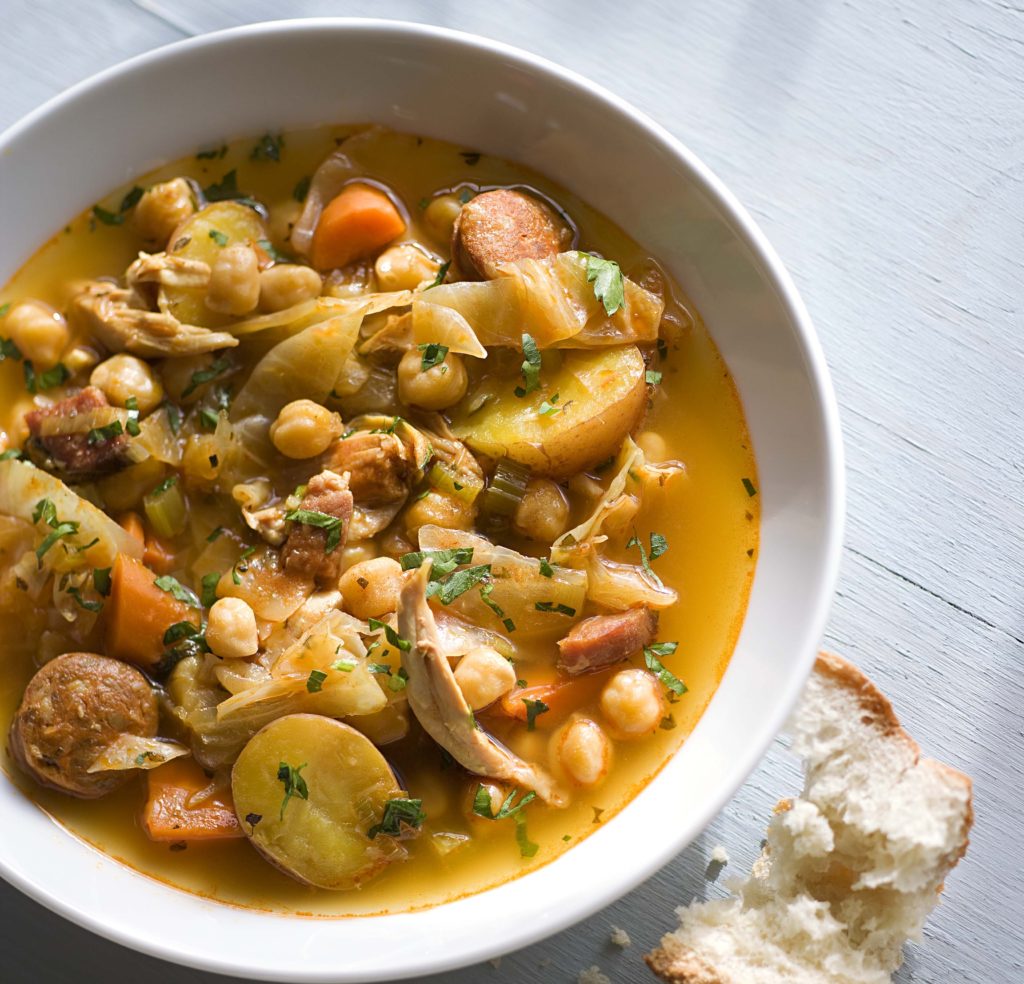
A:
453,646,516,711
339,540,378,572
513,478,570,542
206,597,259,659
339,557,404,620
423,193,463,243
374,244,440,292
63,345,100,376
4,301,69,368
600,669,667,738
133,178,196,247
637,430,669,462
258,264,322,312
205,244,260,316
403,490,475,539
90,353,164,413
396,347,468,410
556,717,612,787
269,399,343,459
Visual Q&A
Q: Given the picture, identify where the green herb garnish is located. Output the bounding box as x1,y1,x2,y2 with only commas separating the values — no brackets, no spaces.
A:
367,797,426,839
428,563,492,604
538,558,554,578
86,420,124,445
418,342,449,371
277,761,309,820
0,336,22,361
92,567,112,596
584,254,625,315
24,361,70,393
742,477,758,498
479,582,516,633
200,571,221,608
163,621,202,645
250,133,283,162
426,261,450,290
367,617,411,653
523,698,549,731
645,370,663,385
514,333,542,397
292,175,311,202
154,574,200,607
399,547,474,576
124,395,141,436
535,601,576,616
284,508,344,553
181,357,230,398
472,785,536,820
306,669,328,693
208,228,229,247
644,642,688,697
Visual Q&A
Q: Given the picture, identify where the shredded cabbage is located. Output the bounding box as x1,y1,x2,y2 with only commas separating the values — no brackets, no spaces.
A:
585,551,678,610
0,459,142,569
413,251,663,350
217,544,313,622
87,735,190,773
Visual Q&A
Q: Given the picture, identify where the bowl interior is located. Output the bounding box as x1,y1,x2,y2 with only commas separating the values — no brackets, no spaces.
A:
0,19,842,982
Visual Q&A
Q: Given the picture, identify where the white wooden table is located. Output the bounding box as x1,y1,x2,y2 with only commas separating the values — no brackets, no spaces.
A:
2,2,1021,981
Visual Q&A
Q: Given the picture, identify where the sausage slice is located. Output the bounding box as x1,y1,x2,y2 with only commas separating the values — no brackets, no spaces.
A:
9,652,158,798
556,608,659,677
452,189,572,280
25,386,130,479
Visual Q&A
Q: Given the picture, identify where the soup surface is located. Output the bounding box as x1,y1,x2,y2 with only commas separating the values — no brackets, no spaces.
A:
0,126,757,914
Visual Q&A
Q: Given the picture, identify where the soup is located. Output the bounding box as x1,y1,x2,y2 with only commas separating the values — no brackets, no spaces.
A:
0,125,757,914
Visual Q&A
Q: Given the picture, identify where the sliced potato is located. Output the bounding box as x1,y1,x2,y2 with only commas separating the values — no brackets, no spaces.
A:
162,202,267,328
231,714,403,890
450,345,647,478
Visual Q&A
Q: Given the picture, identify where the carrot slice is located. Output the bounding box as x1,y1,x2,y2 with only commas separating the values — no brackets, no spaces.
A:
497,673,612,727
143,533,178,575
104,554,197,669
310,183,406,270
117,511,145,546
142,758,243,842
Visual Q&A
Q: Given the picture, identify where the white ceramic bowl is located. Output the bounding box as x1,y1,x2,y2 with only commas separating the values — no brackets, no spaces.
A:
0,18,843,982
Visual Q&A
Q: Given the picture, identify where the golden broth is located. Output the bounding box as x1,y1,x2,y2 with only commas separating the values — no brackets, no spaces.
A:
0,126,757,914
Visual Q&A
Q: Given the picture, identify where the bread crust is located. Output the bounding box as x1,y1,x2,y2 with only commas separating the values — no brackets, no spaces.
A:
645,650,974,983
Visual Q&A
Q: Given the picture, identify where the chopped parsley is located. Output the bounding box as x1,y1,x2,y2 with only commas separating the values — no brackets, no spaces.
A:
67,585,103,612
331,657,356,672
306,669,328,693
86,420,124,445
459,150,481,165
154,574,200,607
513,333,542,397
479,582,516,633
418,342,449,371
742,477,758,498
0,336,22,361
515,813,539,858
32,498,79,566
472,785,536,820
200,571,221,608
538,558,555,578
367,797,426,839
537,393,565,417
400,546,474,576
292,175,311,202
92,567,112,596
162,400,182,434
645,369,663,385
24,360,70,394
181,357,230,397
584,254,625,315
231,545,256,585
535,601,576,617
428,563,492,605
91,185,143,226
388,667,409,692
250,133,283,162
644,642,688,697
369,416,402,435
124,395,141,436
626,530,667,586
284,507,344,552
277,761,309,820
367,617,411,653
425,260,450,290
523,698,549,731
208,228,229,247
257,238,290,263
0,303,9,318
163,621,202,645
0,449,23,461
150,475,177,496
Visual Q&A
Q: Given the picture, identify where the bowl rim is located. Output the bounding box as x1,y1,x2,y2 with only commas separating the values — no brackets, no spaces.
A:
0,16,845,980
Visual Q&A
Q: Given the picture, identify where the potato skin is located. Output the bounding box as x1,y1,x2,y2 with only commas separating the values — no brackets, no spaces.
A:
231,714,403,890
451,345,647,478
9,652,158,798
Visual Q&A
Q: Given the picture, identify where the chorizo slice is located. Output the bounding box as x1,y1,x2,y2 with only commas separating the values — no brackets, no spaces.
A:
452,188,572,280
25,386,130,479
9,652,158,798
281,469,354,586
556,607,659,677
322,431,413,505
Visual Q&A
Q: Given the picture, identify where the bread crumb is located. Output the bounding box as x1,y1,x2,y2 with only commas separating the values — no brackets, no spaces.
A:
609,925,632,948
577,966,612,984
710,844,729,864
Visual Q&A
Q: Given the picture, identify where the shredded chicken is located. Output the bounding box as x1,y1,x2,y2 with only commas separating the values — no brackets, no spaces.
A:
126,252,211,290
71,281,237,357
398,563,567,806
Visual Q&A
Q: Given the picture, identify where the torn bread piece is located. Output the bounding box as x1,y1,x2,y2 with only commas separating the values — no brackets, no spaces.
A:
647,652,973,984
